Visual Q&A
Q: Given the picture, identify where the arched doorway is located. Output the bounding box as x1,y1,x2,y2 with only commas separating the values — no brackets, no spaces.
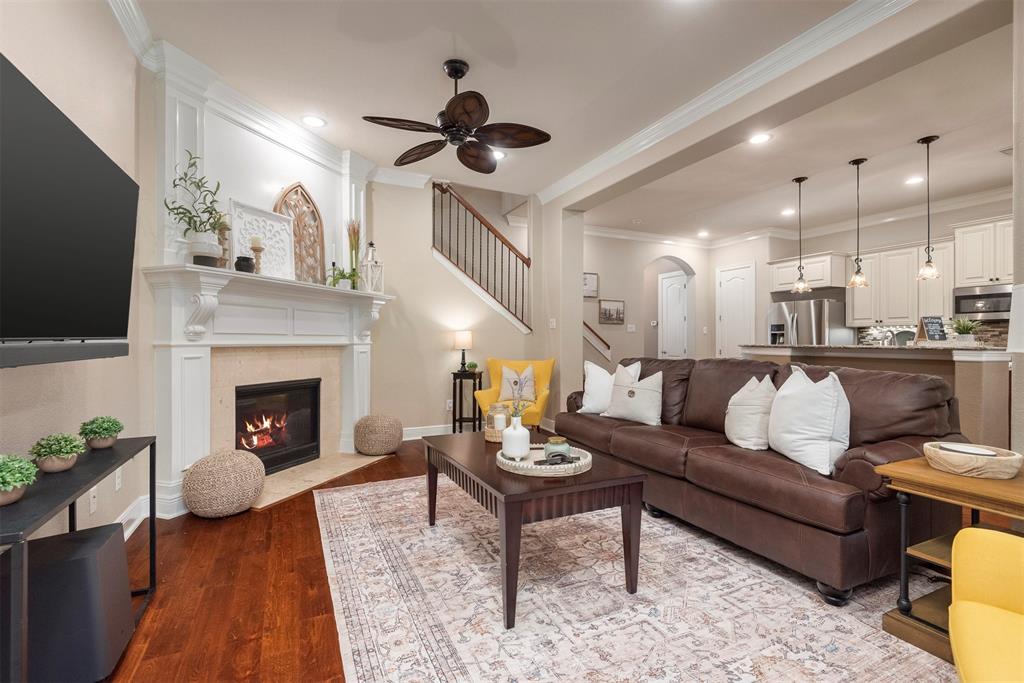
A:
642,256,696,359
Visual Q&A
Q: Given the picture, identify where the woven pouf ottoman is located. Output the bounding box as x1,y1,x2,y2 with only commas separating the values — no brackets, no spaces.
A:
354,415,403,455
182,449,265,518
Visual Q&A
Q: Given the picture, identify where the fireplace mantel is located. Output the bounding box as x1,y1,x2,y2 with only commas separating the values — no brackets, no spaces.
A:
142,264,394,517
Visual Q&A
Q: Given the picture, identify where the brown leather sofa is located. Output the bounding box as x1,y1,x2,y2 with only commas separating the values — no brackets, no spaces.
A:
555,357,964,604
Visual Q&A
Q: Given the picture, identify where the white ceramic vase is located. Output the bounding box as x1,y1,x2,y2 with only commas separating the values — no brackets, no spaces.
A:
501,416,531,461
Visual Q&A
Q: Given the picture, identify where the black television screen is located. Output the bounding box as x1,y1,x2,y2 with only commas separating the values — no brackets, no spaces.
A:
1,53,139,343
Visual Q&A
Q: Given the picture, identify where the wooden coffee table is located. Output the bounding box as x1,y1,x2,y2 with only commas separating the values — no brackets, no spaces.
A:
423,432,645,628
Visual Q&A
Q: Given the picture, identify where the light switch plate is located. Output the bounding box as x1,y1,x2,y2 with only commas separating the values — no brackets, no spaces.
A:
548,318,557,329
89,486,98,514
446,399,453,411
115,467,123,491
626,324,636,332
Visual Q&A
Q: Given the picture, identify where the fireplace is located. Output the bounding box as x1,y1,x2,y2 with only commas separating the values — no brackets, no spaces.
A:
235,378,321,474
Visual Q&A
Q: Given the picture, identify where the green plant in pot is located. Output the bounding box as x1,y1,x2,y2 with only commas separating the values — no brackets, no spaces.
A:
952,318,981,342
0,455,38,506
30,433,86,473
79,416,124,450
165,150,225,267
466,361,478,371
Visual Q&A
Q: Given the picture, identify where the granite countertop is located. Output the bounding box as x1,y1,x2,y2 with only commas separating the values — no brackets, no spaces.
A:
740,344,1008,352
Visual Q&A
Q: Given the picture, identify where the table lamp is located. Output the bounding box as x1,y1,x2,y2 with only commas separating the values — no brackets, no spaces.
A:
1008,284,1023,353
454,330,473,371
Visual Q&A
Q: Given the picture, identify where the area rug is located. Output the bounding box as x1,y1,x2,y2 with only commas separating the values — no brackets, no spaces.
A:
314,476,955,682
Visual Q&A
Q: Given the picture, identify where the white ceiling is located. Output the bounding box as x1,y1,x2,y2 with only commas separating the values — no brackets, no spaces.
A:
584,25,1014,241
138,0,852,195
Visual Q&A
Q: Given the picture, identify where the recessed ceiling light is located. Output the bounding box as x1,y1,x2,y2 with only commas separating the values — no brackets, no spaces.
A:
780,208,795,216
631,218,643,225
747,236,759,241
697,230,710,238
662,240,675,245
492,150,506,160
883,217,896,222
748,133,772,145
905,175,924,185
302,115,326,128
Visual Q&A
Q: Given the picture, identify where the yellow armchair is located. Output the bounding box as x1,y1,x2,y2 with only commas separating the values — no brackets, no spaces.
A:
474,358,555,428
949,527,1024,683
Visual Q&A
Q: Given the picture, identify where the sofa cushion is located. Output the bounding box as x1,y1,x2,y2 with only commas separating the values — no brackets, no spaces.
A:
610,425,730,478
776,363,956,447
621,358,694,425
682,358,778,433
685,445,866,534
554,412,635,453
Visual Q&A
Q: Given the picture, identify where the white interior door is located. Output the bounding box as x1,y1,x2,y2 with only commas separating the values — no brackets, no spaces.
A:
716,263,756,358
658,271,689,359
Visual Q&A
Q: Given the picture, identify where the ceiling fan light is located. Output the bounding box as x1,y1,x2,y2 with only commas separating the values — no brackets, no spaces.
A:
917,258,940,281
491,150,506,160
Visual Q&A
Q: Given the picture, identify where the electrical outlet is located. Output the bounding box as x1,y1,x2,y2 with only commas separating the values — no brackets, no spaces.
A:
89,486,98,515
548,318,557,329
115,467,123,491
626,324,636,333
446,399,453,411
703,326,709,334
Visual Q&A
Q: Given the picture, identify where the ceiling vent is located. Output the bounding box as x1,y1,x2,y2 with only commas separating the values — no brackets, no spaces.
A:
998,145,1013,156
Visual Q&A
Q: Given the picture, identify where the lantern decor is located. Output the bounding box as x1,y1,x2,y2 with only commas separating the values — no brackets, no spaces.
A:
360,241,384,293
485,403,510,443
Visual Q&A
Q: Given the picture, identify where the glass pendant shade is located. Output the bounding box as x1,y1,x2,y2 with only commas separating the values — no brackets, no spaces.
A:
917,257,939,281
847,264,869,288
791,273,812,294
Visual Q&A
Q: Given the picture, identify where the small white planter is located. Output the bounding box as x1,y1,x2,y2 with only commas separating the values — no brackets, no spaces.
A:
956,334,976,343
336,280,352,291
187,232,223,265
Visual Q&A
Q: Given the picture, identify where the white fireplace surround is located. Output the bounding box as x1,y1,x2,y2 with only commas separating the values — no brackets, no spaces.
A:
143,264,393,518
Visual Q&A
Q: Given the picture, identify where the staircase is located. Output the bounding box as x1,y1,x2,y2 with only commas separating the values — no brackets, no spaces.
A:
432,182,531,331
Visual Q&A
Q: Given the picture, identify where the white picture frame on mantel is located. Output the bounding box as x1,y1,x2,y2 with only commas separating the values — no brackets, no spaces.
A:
229,198,296,280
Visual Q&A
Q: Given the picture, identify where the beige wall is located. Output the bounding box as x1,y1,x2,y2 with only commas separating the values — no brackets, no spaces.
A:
368,183,533,428
709,236,774,346
0,1,154,537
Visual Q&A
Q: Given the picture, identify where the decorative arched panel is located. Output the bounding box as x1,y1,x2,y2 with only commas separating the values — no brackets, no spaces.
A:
274,182,326,284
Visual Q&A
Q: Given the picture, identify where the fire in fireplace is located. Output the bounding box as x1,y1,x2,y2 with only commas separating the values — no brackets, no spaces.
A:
235,378,320,474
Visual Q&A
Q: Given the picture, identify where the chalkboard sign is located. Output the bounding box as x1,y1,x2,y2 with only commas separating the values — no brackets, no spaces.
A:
916,316,947,342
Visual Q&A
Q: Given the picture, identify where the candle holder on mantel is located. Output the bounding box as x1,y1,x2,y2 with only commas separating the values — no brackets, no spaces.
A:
251,245,265,274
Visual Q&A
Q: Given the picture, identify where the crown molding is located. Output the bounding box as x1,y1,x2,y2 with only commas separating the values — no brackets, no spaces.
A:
948,211,1014,229
106,0,154,66
802,186,1013,238
536,0,916,205
368,167,432,189
584,225,709,249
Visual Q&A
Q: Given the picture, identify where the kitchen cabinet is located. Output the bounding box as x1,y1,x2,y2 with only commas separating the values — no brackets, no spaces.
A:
846,253,879,327
918,241,954,320
954,220,1013,287
878,247,919,325
769,253,848,292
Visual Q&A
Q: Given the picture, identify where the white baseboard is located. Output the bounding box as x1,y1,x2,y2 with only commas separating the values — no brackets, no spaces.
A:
403,424,453,440
116,494,150,540
155,479,188,519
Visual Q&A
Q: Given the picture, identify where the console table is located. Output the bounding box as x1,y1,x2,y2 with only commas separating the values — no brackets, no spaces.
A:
1,436,157,682
451,369,483,433
874,457,1024,663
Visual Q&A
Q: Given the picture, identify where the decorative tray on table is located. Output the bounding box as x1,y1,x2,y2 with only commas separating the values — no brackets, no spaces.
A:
496,446,593,477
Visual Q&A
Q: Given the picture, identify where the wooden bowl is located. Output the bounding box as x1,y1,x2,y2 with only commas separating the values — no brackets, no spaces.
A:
923,442,1022,479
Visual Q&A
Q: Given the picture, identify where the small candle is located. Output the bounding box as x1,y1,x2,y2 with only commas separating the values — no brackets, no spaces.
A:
493,413,507,431
250,235,263,249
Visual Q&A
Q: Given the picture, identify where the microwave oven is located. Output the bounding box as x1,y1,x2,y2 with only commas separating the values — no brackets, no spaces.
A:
952,284,1012,321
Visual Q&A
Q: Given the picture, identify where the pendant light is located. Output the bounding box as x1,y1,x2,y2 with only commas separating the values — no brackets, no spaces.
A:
916,135,940,280
847,158,869,288
791,176,812,294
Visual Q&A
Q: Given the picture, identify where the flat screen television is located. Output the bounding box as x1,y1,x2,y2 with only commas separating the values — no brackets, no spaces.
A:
1,53,139,368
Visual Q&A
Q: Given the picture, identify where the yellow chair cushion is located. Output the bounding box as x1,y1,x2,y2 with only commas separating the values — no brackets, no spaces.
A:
949,601,1024,683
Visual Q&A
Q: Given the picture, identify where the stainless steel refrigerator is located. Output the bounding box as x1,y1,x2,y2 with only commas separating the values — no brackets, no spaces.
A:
766,300,855,346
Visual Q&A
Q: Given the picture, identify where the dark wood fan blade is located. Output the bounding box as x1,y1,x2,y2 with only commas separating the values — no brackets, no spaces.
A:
363,116,441,134
444,91,489,129
456,141,497,174
395,140,447,166
473,123,551,149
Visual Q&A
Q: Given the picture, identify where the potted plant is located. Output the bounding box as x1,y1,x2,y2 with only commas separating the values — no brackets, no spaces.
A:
164,150,225,266
0,455,38,506
30,433,86,473
79,416,124,449
327,264,353,290
952,318,981,343
466,361,478,372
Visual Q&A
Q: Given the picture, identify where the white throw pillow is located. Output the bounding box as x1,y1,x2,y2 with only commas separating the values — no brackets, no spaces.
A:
768,366,851,475
601,366,663,426
724,375,776,450
499,365,537,401
579,361,641,414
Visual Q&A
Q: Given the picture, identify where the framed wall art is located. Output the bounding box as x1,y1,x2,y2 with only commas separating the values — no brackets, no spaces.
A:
598,299,625,325
583,272,599,298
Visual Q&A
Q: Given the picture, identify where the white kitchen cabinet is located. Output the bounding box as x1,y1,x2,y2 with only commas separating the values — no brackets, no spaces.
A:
768,253,848,292
954,220,1013,287
917,241,954,320
846,253,880,326
878,247,919,325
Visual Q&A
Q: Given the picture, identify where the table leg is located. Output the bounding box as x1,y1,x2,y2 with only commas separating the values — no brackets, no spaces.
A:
970,508,980,525
897,491,912,615
3,540,27,682
451,377,457,434
498,501,523,629
149,441,157,593
457,379,464,433
426,452,438,527
622,482,642,594
68,501,77,532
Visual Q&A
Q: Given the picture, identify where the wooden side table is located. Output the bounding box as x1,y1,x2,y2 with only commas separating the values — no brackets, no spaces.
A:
874,457,1024,663
451,370,483,433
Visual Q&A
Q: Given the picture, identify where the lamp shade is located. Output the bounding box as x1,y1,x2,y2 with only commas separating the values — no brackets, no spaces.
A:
454,330,473,350
1008,285,1024,353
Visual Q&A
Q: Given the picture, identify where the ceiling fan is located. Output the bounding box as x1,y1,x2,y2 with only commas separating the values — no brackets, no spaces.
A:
363,59,551,174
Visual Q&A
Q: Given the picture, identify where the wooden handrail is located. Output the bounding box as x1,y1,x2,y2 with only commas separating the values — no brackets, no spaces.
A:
434,182,532,266
583,321,611,350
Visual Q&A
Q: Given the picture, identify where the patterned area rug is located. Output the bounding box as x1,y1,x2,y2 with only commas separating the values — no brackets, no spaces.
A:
314,476,955,682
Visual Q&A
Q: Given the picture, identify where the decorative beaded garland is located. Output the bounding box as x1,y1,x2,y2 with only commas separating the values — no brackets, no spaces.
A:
496,446,592,477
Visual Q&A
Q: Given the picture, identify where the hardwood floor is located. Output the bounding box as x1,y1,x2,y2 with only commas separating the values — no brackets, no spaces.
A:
111,441,426,682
